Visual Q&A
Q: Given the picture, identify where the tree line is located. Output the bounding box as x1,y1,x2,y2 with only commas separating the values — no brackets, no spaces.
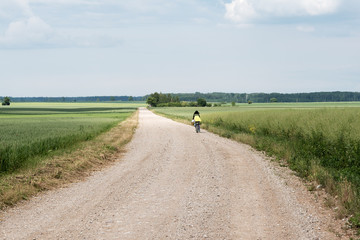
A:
2,91,360,104
2,96,145,103
169,91,360,103
146,92,210,107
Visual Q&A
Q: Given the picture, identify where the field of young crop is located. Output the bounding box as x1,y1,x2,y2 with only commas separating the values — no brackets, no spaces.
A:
0,102,144,173
154,102,360,119
153,102,360,223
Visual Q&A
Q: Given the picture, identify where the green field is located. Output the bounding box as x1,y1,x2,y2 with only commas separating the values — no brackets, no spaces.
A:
0,102,144,173
154,101,360,116
153,102,360,224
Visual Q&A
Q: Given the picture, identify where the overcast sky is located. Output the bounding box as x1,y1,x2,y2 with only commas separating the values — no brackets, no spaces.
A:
0,0,359,97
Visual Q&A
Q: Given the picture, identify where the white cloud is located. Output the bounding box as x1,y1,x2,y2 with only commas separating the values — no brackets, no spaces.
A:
225,0,341,23
0,20,121,48
1,0,215,49
15,0,34,16
0,0,53,47
225,0,257,23
0,1,29,19
0,0,121,48
29,0,174,13
301,0,340,15
0,16,53,46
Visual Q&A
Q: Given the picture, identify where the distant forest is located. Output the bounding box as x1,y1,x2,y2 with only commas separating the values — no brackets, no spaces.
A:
3,91,360,103
170,91,360,103
7,96,145,103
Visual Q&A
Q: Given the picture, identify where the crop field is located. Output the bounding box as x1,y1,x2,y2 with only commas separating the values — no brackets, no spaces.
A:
153,102,360,221
0,102,144,173
154,102,360,118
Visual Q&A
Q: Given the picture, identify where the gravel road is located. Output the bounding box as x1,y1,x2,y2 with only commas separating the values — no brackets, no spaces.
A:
0,108,339,239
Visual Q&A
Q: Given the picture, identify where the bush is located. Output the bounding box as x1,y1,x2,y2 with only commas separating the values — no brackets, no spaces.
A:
197,98,207,107
181,102,189,107
189,102,197,107
2,97,10,106
157,102,182,107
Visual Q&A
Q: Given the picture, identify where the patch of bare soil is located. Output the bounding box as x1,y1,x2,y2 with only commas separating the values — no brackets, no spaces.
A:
0,108,350,239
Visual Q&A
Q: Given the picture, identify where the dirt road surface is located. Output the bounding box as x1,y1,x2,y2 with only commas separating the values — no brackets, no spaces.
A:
0,108,340,239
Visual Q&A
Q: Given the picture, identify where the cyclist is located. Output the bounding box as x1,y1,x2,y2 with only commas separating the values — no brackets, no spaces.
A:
192,110,201,132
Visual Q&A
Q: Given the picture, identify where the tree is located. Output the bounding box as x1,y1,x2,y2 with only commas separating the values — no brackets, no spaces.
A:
128,96,134,101
197,98,207,107
152,92,160,103
2,96,11,106
248,100,253,104
146,92,180,107
110,96,115,101
231,101,236,106
146,97,157,107
270,98,278,102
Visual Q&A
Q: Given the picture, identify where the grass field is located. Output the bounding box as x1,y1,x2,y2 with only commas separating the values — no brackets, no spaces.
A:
153,102,360,226
154,102,360,117
0,102,145,173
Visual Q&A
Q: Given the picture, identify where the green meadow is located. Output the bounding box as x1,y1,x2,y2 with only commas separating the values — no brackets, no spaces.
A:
154,101,360,117
153,102,360,224
0,102,144,173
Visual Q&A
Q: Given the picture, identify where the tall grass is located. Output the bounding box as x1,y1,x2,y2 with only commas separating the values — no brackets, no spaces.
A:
206,109,360,173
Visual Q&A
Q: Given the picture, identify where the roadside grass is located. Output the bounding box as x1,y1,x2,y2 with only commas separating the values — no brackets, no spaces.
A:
153,103,360,227
0,110,138,209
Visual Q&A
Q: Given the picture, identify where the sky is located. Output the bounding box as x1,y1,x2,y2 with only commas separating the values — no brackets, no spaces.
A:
0,0,359,97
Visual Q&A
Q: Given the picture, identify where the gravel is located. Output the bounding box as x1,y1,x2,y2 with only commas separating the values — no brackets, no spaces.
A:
0,108,341,239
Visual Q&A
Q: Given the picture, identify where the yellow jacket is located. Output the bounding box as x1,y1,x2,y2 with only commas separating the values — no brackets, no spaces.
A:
194,116,201,122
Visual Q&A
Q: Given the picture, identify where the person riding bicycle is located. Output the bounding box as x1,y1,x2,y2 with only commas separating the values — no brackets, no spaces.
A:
192,111,201,133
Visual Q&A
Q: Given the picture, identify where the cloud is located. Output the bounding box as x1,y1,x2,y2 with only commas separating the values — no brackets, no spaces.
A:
225,0,342,23
15,0,34,16
0,21,121,49
225,0,257,23
0,0,53,47
1,0,218,49
29,0,176,14
0,16,53,46
0,0,121,48
0,0,30,19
